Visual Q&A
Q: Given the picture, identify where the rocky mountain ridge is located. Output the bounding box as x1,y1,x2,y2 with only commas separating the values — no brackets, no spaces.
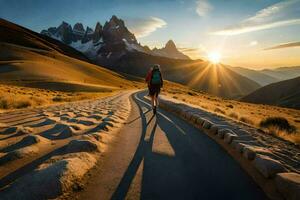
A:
41,16,190,61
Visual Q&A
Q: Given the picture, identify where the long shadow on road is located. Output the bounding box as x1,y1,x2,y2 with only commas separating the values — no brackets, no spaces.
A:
111,93,157,200
112,92,267,200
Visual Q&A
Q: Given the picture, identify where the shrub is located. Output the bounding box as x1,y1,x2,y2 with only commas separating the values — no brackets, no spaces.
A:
0,97,8,109
32,97,46,106
240,116,254,125
260,117,296,134
15,100,31,108
229,112,238,119
226,104,234,108
200,104,208,109
214,108,225,114
52,96,63,102
187,91,196,96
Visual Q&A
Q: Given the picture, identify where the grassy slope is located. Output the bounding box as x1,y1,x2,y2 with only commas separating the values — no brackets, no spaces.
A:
162,82,300,144
241,76,300,109
0,19,141,110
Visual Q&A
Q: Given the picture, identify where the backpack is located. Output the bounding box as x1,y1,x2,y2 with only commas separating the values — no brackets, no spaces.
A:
151,69,161,85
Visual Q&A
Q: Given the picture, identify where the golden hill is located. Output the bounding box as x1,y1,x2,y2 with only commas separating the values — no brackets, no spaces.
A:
0,18,137,91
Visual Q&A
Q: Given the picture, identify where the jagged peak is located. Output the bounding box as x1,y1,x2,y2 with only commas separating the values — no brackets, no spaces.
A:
95,22,102,31
86,26,94,33
110,15,120,22
59,21,71,27
73,23,85,32
106,15,125,28
165,40,176,50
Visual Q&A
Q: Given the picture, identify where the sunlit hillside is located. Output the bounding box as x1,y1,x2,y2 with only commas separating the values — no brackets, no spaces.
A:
162,82,300,144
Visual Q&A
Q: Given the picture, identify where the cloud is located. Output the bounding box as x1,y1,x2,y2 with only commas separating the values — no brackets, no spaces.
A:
178,45,206,59
212,0,300,35
178,47,200,53
196,0,213,17
249,41,258,46
264,41,300,50
125,17,167,38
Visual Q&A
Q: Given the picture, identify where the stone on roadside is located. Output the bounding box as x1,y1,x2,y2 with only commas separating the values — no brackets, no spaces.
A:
275,173,300,200
190,114,198,124
243,146,256,160
253,154,286,178
217,129,230,139
196,117,204,127
185,112,193,120
202,120,212,129
210,125,219,135
224,133,238,144
233,141,246,154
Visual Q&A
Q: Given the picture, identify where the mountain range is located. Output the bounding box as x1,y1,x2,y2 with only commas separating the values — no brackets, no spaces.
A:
1,16,300,108
0,18,133,90
40,16,260,98
230,66,300,86
41,16,190,62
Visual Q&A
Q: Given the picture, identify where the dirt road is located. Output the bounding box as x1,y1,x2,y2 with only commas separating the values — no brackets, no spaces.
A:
76,91,267,200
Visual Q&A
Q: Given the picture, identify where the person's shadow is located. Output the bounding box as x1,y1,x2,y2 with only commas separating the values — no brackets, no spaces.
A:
111,92,267,200
111,96,157,200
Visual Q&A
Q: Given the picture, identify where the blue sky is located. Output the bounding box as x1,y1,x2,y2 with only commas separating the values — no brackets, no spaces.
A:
1,0,300,68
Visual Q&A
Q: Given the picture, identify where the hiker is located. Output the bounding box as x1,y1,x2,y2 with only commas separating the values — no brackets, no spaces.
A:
145,64,163,114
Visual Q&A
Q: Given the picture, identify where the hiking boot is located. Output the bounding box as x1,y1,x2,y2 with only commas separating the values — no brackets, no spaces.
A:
153,106,157,114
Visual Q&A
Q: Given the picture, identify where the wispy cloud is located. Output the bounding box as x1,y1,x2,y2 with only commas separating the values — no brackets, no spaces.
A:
178,48,201,59
178,45,206,59
212,0,300,35
125,17,167,38
196,0,213,17
264,41,300,50
249,41,258,46
178,47,200,53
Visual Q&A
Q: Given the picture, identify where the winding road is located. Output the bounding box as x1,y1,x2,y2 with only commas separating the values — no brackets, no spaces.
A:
76,91,267,200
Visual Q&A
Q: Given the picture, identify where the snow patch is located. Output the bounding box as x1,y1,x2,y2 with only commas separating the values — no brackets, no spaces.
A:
123,38,145,53
70,40,103,59
107,52,112,59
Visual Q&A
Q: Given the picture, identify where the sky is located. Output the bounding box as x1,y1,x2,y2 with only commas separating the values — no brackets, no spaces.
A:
0,0,300,69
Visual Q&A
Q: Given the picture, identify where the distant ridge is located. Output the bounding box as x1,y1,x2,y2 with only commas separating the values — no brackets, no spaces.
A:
229,66,280,86
242,76,300,109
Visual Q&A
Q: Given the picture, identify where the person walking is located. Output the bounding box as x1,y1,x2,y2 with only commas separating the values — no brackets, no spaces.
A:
145,64,163,114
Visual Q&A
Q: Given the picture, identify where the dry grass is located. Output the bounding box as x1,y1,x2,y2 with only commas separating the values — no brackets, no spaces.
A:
214,108,226,115
259,117,299,142
229,112,238,119
240,116,254,125
162,82,300,144
260,117,296,133
0,84,122,112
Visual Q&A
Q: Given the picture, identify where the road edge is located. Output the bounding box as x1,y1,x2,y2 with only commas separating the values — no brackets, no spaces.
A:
159,98,300,200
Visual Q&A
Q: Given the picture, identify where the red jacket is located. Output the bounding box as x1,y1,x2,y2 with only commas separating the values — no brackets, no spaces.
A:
145,69,152,85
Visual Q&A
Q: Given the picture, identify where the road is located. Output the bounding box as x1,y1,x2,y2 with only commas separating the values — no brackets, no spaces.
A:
76,91,267,200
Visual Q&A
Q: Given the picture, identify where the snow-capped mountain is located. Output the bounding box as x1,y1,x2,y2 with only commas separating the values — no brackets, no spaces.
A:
41,16,190,62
